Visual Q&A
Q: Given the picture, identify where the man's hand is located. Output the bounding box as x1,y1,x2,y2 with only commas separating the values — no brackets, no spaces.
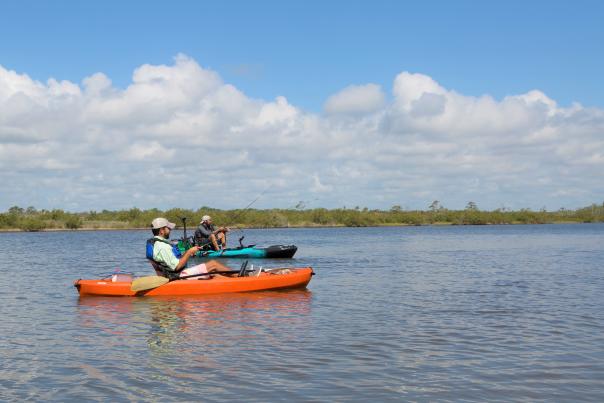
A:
186,245,200,256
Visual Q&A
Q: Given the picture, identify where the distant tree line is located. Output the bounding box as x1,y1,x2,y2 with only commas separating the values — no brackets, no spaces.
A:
1,202,604,231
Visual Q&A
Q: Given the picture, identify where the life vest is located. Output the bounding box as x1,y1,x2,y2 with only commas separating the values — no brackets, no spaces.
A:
146,237,182,260
146,237,183,279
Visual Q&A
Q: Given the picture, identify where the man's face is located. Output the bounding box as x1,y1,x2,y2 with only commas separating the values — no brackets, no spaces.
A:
160,226,171,239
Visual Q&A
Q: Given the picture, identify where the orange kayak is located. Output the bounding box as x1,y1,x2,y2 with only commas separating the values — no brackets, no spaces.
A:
74,267,314,297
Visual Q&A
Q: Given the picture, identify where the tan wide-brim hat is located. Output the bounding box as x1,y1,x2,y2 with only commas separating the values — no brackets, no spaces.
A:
151,217,176,229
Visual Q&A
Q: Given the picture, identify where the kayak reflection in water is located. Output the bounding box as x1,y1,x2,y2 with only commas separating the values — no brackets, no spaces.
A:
194,215,229,251
150,217,233,279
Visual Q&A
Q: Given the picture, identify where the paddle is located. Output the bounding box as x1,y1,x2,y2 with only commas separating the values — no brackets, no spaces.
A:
131,276,169,292
131,261,252,292
130,269,247,292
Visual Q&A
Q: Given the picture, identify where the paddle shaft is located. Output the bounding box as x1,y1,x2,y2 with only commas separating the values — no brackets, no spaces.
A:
131,270,243,292
130,266,299,293
176,269,252,280
183,267,288,277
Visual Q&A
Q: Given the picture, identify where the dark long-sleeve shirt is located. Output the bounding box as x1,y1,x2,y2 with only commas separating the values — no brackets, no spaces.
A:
194,223,215,243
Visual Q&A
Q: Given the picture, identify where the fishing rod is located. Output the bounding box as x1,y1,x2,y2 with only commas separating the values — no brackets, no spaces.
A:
179,186,271,250
229,186,271,224
224,186,272,247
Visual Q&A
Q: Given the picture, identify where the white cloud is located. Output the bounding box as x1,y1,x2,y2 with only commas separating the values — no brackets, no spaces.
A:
324,83,385,115
0,55,603,211
255,96,299,126
122,141,175,161
83,73,113,96
310,174,333,193
392,72,446,111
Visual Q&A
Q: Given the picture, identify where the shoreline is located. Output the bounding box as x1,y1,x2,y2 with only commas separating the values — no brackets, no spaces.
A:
0,220,593,233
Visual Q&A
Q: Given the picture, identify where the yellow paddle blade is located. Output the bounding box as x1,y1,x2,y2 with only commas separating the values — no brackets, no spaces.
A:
131,276,169,292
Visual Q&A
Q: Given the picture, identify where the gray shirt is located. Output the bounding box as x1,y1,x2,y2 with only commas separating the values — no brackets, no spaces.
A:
194,223,215,241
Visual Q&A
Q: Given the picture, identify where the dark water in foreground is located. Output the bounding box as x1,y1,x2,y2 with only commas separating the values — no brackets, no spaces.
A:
1,225,603,401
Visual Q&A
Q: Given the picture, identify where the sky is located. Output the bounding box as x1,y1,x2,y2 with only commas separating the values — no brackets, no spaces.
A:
0,0,603,212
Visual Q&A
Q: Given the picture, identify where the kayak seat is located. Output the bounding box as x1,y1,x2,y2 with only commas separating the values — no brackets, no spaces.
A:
149,260,164,276
148,260,180,280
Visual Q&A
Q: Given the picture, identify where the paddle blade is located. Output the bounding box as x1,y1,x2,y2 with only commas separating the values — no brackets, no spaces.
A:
131,276,169,292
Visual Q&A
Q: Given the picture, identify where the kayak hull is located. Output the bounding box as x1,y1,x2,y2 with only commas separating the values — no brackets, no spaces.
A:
74,267,313,297
196,244,297,259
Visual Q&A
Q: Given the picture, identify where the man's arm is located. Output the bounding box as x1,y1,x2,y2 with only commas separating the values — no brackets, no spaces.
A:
156,244,200,272
174,246,200,271
197,225,213,238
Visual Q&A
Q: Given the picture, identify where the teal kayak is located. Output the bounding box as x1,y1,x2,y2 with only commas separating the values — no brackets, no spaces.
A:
176,240,297,259
176,221,297,259
195,244,297,259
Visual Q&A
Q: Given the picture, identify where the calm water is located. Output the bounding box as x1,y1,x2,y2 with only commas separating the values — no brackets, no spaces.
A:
1,225,603,401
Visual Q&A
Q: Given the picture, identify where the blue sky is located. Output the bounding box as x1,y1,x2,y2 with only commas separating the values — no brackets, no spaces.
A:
2,1,602,111
0,1,603,211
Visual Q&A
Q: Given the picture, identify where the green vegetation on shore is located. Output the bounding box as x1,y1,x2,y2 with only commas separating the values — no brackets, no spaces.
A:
2,202,604,232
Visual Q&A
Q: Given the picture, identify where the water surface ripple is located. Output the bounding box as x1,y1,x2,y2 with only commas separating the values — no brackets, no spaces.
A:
1,225,603,401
